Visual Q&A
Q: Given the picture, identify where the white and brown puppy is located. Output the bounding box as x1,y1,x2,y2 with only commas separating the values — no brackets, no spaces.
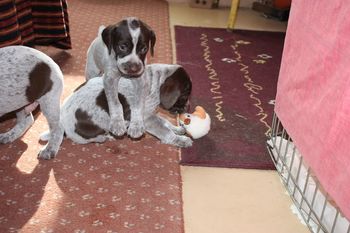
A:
0,46,64,159
44,64,192,147
85,17,156,139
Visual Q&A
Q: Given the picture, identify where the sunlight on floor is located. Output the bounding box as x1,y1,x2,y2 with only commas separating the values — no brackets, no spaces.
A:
21,170,63,232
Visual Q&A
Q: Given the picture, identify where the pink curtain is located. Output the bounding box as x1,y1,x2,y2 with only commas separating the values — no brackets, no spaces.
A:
275,0,350,219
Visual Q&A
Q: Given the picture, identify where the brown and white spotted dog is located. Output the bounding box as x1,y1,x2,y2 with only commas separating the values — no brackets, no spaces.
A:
0,46,64,159
42,64,192,147
85,17,156,140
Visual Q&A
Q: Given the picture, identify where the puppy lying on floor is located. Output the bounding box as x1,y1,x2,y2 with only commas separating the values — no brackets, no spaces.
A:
42,64,192,147
0,46,64,159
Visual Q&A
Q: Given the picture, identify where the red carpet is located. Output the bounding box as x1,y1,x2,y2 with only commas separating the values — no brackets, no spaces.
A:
0,1,184,232
176,26,285,169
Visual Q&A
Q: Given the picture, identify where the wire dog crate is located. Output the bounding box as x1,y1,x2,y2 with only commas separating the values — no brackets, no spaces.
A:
267,113,350,233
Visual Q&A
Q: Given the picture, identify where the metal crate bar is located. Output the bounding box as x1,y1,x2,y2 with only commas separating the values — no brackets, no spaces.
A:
266,113,350,233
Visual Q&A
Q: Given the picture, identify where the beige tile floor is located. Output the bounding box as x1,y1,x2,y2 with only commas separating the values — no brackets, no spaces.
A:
169,3,310,233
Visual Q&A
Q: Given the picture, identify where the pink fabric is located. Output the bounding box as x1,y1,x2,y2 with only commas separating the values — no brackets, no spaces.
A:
275,0,350,219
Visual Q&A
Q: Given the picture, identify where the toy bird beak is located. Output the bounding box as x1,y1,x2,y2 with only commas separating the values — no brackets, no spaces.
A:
184,118,191,125
179,114,191,125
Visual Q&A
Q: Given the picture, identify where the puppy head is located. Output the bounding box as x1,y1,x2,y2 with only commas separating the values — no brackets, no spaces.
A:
101,17,156,78
159,66,192,115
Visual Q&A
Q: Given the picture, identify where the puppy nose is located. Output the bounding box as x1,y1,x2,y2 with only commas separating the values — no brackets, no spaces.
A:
126,62,141,73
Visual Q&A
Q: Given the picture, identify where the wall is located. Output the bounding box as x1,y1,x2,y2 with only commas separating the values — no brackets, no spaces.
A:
166,0,255,8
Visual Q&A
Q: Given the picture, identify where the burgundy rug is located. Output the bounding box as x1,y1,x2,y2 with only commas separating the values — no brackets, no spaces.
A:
175,26,285,169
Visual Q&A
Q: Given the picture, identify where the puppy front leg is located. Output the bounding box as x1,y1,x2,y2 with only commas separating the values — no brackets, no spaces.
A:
104,72,127,136
128,105,145,138
127,82,145,138
145,115,192,148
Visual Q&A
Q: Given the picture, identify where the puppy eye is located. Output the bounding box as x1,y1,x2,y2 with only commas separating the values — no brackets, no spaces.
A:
140,45,148,54
119,43,128,52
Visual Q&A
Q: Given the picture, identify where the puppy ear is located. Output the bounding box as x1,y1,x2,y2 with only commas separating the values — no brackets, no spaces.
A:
149,30,156,57
140,21,156,57
101,25,116,55
160,66,192,113
159,79,180,110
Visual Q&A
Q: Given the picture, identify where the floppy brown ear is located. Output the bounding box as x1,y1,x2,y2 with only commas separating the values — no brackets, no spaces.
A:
140,21,156,57
160,80,180,110
101,25,117,55
149,30,156,57
159,66,192,114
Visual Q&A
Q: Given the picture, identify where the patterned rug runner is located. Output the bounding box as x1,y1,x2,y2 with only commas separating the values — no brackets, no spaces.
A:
0,1,184,232
175,26,285,169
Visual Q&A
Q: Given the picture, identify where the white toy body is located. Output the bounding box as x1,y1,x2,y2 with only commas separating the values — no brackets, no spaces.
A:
179,106,211,139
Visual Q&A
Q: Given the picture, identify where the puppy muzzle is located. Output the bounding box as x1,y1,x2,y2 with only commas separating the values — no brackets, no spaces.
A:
119,61,144,78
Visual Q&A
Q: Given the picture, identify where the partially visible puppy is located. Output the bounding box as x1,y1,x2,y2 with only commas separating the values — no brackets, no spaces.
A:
43,64,192,147
85,17,156,139
0,46,64,159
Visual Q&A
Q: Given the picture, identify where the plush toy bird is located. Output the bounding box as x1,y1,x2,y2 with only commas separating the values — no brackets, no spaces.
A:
178,106,211,139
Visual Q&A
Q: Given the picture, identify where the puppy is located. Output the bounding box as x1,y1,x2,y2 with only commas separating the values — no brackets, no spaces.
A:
43,64,192,147
85,17,156,139
0,46,64,159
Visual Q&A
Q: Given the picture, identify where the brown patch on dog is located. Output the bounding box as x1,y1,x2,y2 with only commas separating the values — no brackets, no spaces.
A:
74,109,105,139
95,90,131,121
26,62,53,102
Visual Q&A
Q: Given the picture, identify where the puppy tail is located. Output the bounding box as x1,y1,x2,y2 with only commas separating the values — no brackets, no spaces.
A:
40,131,50,142
98,25,106,35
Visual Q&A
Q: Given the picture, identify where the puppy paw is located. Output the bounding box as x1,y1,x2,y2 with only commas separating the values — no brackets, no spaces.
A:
172,126,186,135
109,119,127,136
92,134,109,143
38,146,58,160
169,135,193,148
127,120,145,138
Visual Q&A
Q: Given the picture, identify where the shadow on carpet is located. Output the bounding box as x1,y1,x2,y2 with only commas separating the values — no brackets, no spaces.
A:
175,26,285,169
